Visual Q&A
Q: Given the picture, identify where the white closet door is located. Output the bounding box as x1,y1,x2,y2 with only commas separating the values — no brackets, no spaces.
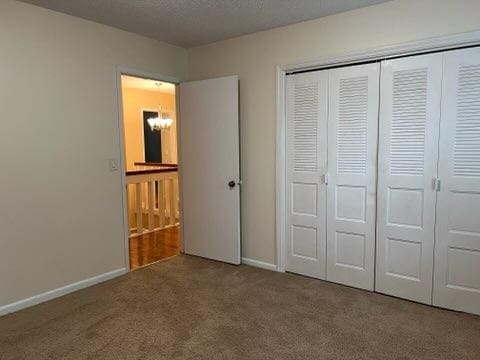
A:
433,47,480,315
375,54,443,304
326,63,380,290
285,72,328,279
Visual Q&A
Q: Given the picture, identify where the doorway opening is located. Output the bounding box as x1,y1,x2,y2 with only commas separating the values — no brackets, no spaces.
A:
120,74,180,270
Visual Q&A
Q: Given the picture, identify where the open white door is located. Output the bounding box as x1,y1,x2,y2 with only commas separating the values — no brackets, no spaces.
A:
179,76,240,265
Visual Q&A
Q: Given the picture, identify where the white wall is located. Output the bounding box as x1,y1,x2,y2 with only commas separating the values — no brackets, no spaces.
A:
188,0,480,265
0,0,187,307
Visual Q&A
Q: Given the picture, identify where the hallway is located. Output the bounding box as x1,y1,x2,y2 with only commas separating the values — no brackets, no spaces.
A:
129,226,180,270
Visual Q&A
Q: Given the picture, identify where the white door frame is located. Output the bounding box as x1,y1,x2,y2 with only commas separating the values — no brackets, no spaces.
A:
115,66,182,271
276,30,480,272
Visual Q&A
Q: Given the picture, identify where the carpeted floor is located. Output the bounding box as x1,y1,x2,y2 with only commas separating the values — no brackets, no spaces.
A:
1,255,479,360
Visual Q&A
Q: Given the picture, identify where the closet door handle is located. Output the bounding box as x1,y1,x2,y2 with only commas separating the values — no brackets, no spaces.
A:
323,173,329,185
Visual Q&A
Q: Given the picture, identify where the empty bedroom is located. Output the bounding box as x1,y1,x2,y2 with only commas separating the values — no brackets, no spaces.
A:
0,1,479,359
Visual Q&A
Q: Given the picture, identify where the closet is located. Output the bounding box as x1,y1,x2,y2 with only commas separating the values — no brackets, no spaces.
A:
286,63,379,290
285,46,480,315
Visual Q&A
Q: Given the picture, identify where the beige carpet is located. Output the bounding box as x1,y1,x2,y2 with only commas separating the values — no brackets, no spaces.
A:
1,255,479,360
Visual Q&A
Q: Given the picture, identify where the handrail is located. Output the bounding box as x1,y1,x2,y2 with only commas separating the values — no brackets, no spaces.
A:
126,167,178,176
134,162,178,167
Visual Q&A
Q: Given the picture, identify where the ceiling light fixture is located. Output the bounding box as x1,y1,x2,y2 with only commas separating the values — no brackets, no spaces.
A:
147,111,173,131
147,82,173,131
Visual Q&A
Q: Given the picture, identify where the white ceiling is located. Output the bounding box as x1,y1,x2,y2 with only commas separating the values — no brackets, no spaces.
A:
121,75,176,95
19,0,391,48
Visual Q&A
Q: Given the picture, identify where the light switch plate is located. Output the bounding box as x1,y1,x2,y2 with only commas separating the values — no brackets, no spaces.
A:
109,158,119,172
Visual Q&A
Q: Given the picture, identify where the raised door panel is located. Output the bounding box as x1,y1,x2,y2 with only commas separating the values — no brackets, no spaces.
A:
326,63,380,290
433,47,480,315
285,72,328,279
375,53,443,304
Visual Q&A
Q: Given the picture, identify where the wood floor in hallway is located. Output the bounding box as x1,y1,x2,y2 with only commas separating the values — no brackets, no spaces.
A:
129,226,180,270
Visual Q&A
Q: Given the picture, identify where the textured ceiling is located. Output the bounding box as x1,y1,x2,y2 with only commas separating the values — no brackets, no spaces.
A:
19,0,391,48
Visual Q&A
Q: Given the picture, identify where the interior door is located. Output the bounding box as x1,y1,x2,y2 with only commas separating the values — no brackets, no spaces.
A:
375,54,443,304
433,47,480,315
285,71,328,279
326,63,380,290
179,76,240,264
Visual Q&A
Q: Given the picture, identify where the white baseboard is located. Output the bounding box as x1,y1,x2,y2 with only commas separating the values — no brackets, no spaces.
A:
241,257,277,272
0,268,127,316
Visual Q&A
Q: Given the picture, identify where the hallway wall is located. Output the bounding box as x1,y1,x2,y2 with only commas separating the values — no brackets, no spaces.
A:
121,86,177,170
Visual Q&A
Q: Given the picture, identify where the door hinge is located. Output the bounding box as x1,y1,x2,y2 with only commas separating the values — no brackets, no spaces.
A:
323,173,329,186
432,178,441,192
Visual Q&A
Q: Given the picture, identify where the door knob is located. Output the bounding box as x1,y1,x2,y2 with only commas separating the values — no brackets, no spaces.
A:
228,180,236,189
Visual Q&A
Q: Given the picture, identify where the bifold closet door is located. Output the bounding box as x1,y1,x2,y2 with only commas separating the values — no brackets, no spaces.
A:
375,53,443,304
326,63,380,290
285,71,328,279
433,47,480,315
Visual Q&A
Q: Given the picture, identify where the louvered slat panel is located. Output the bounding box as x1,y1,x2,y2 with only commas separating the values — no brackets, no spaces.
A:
390,68,428,176
454,64,480,177
337,76,368,174
294,83,318,172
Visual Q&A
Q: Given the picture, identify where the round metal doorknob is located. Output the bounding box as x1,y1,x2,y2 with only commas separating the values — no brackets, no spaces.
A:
228,180,236,189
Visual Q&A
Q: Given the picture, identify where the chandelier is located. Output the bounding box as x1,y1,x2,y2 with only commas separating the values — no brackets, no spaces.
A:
147,110,173,131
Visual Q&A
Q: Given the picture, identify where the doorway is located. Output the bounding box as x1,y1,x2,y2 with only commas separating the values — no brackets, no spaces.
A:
120,73,181,270
117,70,242,272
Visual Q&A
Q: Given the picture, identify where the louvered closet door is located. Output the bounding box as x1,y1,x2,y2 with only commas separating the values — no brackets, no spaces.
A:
375,54,443,304
326,63,380,290
433,48,480,315
285,72,328,279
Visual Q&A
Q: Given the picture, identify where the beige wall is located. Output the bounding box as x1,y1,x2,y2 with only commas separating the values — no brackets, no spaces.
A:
188,0,480,265
0,0,187,307
121,86,177,170
3,0,480,310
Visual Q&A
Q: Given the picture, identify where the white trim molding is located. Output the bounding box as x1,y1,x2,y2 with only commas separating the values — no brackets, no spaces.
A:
280,30,480,73
241,257,277,272
0,268,127,316
275,30,480,275
275,65,287,273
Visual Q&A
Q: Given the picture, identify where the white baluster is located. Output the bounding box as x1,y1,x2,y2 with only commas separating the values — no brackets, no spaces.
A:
135,183,143,234
169,178,176,225
148,181,155,231
173,178,179,223
158,180,165,228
